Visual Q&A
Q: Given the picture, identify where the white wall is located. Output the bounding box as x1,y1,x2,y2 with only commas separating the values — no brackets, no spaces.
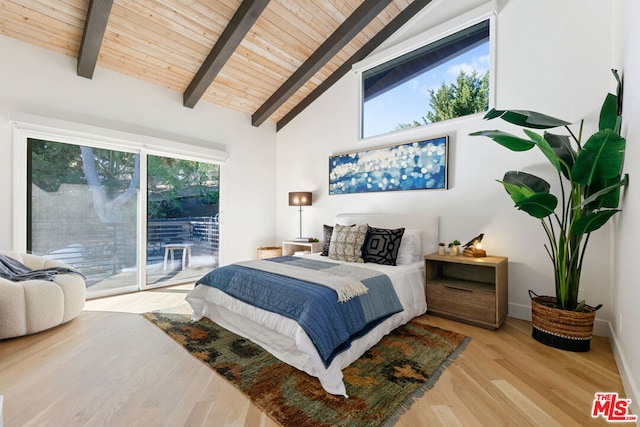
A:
0,35,277,265
276,0,617,333
613,0,640,414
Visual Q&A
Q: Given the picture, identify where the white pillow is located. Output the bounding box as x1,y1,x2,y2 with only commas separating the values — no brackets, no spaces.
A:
396,229,422,264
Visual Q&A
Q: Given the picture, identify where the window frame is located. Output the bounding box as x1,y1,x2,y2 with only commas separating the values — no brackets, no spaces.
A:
11,113,227,297
355,4,497,142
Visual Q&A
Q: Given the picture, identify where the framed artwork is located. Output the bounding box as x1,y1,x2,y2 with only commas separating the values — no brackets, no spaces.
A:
329,136,448,195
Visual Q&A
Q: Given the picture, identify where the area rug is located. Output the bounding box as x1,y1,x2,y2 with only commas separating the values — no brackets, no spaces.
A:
143,309,470,427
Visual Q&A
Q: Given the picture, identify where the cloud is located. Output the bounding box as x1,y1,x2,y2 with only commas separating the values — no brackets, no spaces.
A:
447,54,490,77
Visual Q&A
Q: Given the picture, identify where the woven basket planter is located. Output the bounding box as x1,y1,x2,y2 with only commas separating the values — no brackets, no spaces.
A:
529,290,601,352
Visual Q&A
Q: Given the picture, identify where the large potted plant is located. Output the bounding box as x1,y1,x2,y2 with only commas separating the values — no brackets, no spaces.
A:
470,70,627,351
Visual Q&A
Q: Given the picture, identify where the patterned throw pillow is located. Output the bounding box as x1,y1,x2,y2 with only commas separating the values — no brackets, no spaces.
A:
321,223,355,256
328,224,369,263
362,227,405,265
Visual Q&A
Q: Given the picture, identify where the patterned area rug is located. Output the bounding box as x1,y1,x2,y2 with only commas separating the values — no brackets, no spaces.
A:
143,309,470,427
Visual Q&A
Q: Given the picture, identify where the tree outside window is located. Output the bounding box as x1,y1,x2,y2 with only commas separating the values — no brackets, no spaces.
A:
361,19,491,138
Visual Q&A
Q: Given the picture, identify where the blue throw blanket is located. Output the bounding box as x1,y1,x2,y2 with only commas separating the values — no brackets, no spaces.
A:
196,256,403,367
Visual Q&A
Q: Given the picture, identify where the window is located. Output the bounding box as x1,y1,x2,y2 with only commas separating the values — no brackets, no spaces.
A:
145,155,220,290
28,139,142,296
361,19,491,139
26,139,221,298
14,115,226,299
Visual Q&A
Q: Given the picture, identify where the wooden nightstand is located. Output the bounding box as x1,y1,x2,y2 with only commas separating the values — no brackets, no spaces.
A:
282,240,324,256
424,253,508,329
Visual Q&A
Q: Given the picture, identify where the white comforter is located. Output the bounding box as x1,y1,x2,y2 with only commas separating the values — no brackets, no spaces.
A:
185,254,427,397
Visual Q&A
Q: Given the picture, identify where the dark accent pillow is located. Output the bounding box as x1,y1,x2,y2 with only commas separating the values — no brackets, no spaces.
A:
362,226,405,266
321,224,333,256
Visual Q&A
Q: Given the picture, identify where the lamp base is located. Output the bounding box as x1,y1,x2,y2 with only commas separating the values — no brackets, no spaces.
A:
293,237,313,242
463,247,487,257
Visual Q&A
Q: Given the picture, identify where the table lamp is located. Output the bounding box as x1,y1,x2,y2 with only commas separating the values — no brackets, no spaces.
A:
288,191,312,242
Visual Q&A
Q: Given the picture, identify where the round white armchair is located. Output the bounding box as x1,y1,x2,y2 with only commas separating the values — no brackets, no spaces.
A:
0,251,86,340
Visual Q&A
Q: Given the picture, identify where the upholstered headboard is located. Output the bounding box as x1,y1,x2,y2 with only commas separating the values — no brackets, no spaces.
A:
334,213,439,257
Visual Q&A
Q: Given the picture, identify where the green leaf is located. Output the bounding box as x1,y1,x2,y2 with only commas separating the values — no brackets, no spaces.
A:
469,130,535,151
598,180,621,208
599,93,618,131
572,130,625,185
502,171,551,194
571,210,620,235
544,132,577,180
498,180,534,204
482,108,571,129
523,129,562,173
498,172,556,218
516,192,558,219
612,69,623,115
581,173,628,209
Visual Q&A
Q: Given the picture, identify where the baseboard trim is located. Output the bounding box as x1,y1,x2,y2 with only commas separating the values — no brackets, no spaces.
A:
508,302,531,322
609,323,640,421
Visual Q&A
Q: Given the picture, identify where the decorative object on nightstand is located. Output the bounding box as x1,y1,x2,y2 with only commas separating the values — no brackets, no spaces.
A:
447,240,460,256
462,233,486,257
425,253,508,329
438,242,446,255
288,191,312,242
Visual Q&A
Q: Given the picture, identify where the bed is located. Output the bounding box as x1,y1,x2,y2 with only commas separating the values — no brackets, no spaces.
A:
186,214,438,397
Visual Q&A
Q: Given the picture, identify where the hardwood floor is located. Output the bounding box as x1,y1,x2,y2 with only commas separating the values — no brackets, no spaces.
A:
0,284,629,426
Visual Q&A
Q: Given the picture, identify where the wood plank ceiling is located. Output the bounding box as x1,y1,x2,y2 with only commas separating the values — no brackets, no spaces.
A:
0,0,433,130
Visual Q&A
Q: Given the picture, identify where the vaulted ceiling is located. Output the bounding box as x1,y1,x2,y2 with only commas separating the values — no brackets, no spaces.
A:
1,0,433,130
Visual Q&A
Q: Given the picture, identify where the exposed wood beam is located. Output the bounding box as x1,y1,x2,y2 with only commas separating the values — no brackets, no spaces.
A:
183,0,271,109
77,0,114,79
276,0,434,131
251,0,394,127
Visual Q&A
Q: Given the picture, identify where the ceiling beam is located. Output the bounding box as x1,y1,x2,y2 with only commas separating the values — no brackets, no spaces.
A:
183,0,271,109
77,0,114,79
251,0,394,127
276,0,434,132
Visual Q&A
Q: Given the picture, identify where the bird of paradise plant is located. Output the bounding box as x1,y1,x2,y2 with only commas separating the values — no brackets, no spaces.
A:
470,70,627,311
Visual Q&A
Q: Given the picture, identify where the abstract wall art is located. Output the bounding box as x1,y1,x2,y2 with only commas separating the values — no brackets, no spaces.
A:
329,136,448,195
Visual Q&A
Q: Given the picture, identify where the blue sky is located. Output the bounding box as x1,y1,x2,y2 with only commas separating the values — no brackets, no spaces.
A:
362,43,490,138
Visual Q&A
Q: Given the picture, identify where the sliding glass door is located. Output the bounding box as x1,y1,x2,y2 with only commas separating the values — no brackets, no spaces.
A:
28,138,140,296
144,155,220,289
27,138,221,298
